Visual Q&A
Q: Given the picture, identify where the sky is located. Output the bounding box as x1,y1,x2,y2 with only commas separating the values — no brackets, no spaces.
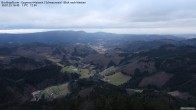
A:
1,0,196,34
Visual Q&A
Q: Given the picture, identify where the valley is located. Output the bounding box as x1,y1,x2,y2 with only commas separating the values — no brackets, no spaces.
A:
0,31,196,110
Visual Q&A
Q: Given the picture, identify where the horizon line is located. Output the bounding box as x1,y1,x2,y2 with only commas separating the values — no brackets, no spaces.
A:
0,28,196,35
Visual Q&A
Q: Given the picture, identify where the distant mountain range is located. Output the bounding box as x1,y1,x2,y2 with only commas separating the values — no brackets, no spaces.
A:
0,31,183,44
120,38,196,52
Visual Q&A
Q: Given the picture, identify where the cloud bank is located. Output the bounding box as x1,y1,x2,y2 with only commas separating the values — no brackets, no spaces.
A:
0,0,196,34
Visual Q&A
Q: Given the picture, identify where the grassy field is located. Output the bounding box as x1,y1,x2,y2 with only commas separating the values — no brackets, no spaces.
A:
44,54,61,62
167,91,190,99
126,89,143,95
61,66,90,78
41,83,70,100
56,63,64,67
44,54,64,67
100,66,116,76
61,66,78,74
104,72,131,86
79,69,90,78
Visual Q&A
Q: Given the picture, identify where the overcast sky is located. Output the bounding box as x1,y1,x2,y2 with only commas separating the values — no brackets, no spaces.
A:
1,0,196,34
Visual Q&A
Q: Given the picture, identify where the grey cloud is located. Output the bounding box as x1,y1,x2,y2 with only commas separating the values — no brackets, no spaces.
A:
0,0,196,34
